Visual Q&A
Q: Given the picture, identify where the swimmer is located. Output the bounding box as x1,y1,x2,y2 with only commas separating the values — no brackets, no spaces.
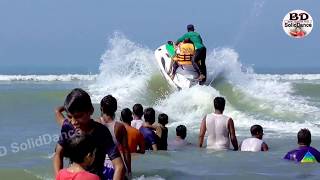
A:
240,125,269,152
284,128,320,163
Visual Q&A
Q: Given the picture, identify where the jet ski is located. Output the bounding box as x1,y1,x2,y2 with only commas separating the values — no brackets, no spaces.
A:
154,41,203,90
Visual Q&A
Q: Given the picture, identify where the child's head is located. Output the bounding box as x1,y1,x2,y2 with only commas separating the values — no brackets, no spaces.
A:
100,95,117,119
144,107,155,124
214,97,225,112
64,88,94,114
176,125,187,139
121,108,133,124
132,104,143,119
65,134,96,167
158,113,168,126
64,88,94,128
297,128,311,146
250,125,264,139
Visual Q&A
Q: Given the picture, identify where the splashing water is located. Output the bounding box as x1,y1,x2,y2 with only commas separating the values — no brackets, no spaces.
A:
89,32,157,106
88,33,320,136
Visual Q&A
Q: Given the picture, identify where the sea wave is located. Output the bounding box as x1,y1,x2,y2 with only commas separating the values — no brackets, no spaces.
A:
254,74,320,81
0,74,97,82
85,33,320,137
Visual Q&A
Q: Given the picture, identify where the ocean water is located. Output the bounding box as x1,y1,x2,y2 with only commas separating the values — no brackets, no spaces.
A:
0,35,320,180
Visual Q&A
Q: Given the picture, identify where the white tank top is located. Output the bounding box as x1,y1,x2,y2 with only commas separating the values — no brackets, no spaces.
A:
103,120,118,144
206,113,230,150
240,137,263,152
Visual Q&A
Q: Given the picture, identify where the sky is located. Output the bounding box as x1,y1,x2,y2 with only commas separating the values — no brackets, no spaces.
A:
0,0,319,74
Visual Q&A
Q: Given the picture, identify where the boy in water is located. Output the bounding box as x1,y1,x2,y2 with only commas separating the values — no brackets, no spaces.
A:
56,134,99,180
53,88,125,180
240,125,269,152
139,108,158,151
98,95,131,179
284,128,320,163
120,108,145,154
131,103,144,130
168,125,191,150
155,113,169,150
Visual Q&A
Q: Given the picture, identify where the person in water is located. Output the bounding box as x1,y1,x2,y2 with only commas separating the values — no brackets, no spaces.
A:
53,88,125,180
176,24,207,83
56,134,99,180
155,113,169,150
120,108,146,154
199,97,238,150
168,125,191,150
170,38,195,80
131,103,144,130
284,128,320,163
139,107,158,151
240,125,269,152
98,95,132,179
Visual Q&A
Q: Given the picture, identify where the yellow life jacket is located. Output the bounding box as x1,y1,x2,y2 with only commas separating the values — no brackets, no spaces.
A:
172,43,195,65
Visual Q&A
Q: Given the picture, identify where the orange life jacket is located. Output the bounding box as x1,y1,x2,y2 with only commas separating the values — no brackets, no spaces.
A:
172,42,195,65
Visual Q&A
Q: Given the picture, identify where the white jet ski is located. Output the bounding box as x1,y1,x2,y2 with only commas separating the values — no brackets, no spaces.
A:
154,42,203,90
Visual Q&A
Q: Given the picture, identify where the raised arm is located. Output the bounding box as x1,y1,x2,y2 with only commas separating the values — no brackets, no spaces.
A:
53,144,64,177
55,106,66,126
228,118,238,151
198,116,207,148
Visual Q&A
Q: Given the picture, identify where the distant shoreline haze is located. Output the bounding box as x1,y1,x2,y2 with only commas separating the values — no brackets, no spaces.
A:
0,66,319,75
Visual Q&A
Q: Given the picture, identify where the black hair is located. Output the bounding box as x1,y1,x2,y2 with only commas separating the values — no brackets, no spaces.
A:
214,97,225,112
297,128,311,146
64,88,94,114
187,24,194,32
132,104,143,118
176,125,187,139
121,108,133,124
100,95,117,118
65,134,95,164
250,125,263,136
158,113,168,126
144,107,155,124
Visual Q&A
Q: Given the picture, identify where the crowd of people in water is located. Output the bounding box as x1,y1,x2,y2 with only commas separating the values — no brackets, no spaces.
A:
53,88,320,180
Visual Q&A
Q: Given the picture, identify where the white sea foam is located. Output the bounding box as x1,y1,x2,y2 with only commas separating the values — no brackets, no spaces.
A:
88,34,320,136
0,74,97,82
154,85,320,137
89,32,156,105
229,109,320,137
206,48,320,120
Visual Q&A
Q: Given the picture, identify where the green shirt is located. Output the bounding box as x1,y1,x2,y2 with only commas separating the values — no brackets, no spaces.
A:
176,31,205,50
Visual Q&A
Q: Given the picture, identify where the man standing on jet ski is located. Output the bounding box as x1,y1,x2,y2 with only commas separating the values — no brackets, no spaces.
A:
176,24,207,84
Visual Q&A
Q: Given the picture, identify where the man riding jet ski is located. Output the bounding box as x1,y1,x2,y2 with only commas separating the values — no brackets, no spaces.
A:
175,24,207,84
